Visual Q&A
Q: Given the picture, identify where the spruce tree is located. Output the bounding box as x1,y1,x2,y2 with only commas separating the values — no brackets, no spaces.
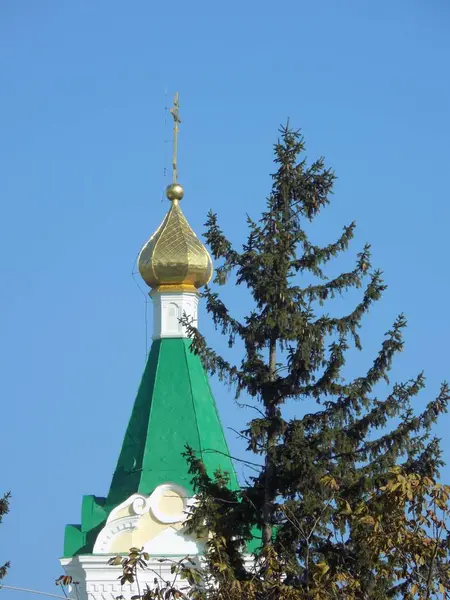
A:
181,125,450,598
0,492,10,581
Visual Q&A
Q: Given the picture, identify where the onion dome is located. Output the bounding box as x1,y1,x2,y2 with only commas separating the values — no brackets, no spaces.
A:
138,183,213,293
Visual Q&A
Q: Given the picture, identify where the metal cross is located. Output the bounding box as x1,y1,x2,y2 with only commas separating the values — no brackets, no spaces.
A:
170,92,181,183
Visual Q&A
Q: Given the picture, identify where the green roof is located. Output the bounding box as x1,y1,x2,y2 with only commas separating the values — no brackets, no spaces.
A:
64,338,238,557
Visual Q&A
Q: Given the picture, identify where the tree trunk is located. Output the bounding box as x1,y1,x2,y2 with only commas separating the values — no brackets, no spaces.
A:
262,340,277,547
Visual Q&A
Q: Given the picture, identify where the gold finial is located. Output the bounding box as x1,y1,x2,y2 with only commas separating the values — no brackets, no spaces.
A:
166,182,184,202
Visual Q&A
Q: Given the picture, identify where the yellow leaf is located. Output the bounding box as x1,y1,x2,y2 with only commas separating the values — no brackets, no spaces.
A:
320,475,340,491
340,500,352,515
359,515,375,526
316,561,329,575
354,502,366,515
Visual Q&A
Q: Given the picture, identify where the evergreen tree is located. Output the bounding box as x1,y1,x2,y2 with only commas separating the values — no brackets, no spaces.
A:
0,492,10,581
180,125,450,598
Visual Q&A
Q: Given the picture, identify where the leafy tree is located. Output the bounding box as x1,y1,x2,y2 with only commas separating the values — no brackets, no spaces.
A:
180,125,450,598
110,125,450,599
0,492,10,581
112,470,450,598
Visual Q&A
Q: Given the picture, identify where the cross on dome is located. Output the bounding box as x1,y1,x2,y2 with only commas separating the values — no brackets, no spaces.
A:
137,92,213,293
170,92,181,185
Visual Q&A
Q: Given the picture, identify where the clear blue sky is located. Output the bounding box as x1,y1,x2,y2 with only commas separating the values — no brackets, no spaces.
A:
1,1,449,597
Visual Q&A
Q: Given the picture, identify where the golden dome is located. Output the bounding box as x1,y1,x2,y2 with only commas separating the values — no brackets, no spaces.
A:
138,184,213,292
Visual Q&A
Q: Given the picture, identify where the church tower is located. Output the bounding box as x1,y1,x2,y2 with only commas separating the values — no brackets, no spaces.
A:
60,94,238,599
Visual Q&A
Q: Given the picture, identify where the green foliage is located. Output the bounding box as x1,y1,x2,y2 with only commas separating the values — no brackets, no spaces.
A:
110,125,449,598
179,125,449,597
0,491,10,581
114,472,450,599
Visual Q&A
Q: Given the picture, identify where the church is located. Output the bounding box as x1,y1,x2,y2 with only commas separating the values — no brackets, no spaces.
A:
60,94,238,599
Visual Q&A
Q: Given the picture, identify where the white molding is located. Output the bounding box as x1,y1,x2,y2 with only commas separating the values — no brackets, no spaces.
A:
151,291,199,339
106,493,150,523
93,484,195,554
143,526,204,555
149,482,195,524
60,554,198,600
61,554,255,600
93,516,138,554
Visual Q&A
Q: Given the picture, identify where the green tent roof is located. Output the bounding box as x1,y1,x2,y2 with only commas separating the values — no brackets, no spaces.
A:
64,338,238,557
